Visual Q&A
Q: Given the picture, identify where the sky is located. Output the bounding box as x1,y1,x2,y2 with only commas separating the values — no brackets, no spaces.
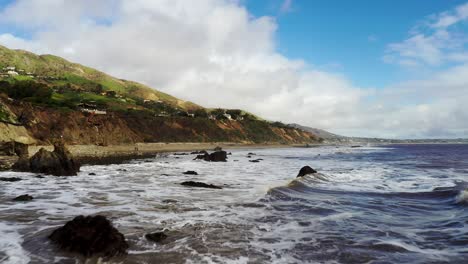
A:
0,0,467,139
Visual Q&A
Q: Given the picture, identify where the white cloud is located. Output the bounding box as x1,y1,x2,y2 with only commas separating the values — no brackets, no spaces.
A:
384,2,468,67
0,0,467,138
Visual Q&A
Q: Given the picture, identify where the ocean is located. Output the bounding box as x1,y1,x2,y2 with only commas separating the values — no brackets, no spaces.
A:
0,144,467,263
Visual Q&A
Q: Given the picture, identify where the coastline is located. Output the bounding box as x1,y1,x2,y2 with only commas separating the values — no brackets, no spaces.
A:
0,142,316,167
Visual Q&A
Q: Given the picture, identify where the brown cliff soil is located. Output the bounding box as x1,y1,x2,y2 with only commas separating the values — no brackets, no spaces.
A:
3,100,319,145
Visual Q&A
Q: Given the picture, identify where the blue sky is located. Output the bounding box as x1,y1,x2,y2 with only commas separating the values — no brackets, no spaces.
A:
246,0,468,87
0,0,468,138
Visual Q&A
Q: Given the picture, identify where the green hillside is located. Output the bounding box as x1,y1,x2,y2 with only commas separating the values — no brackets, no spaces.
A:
0,45,199,111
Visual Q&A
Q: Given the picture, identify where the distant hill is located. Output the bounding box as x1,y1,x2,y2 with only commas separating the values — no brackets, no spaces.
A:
0,45,320,145
290,124,468,144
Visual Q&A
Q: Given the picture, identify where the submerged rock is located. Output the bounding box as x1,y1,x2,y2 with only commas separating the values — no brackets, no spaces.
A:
145,232,168,243
13,142,80,176
0,177,22,182
181,181,222,189
13,194,33,201
183,170,198,175
297,166,318,177
49,215,128,257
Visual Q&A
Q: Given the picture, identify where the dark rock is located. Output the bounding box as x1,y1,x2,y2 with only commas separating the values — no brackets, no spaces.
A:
0,177,22,182
297,166,318,177
208,151,227,162
249,159,261,163
173,153,188,156
13,194,33,201
191,150,208,155
194,150,227,162
247,152,256,155
145,232,168,243
35,175,45,179
88,173,96,176
0,141,29,156
162,199,178,203
183,171,198,175
351,145,362,148
181,181,222,189
49,215,128,257
13,142,80,176
246,155,252,158
213,146,223,151
227,152,232,155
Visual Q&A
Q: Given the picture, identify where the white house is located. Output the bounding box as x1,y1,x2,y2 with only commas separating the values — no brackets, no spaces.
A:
7,71,19,76
223,113,232,120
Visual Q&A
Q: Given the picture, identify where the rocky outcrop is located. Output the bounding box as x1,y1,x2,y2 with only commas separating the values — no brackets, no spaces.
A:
194,150,227,162
49,215,128,257
0,141,29,156
12,142,80,176
297,166,317,177
181,181,222,189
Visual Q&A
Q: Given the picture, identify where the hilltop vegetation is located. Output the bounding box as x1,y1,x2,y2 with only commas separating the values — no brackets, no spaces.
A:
0,45,320,145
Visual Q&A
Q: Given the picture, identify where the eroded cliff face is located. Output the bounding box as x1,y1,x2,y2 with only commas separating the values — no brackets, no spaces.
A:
2,100,319,145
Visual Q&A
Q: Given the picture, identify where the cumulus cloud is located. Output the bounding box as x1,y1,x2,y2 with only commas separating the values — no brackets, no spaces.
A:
0,0,467,138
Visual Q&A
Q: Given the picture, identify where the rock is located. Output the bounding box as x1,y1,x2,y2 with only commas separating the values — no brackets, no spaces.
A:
0,177,22,182
162,199,178,203
0,141,29,157
351,145,362,148
208,151,227,162
145,232,168,243
191,150,208,155
13,142,80,176
181,181,222,189
49,215,128,257
88,173,96,176
247,152,256,156
13,194,33,201
213,146,223,151
249,159,261,163
183,170,198,175
297,166,318,177
173,153,188,156
194,150,227,162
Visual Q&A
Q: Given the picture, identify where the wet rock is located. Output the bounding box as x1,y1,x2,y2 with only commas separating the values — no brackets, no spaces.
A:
191,150,208,155
183,170,198,175
35,175,45,179
181,181,222,189
249,159,261,163
351,145,362,148
13,142,80,176
88,172,96,176
173,153,189,156
194,150,227,162
162,199,178,203
0,177,22,182
208,151,227,162
13,194,33,201
247,152,256,156
145,232,168,243
49,215,128,257
297,166,318,177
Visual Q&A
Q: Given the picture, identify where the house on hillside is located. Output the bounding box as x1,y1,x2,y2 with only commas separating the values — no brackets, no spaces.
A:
7,71,19,76
223,113,232,120
78,103,107,115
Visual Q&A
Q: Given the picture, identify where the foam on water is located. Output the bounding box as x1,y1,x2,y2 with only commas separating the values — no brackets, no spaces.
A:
0,144,467,263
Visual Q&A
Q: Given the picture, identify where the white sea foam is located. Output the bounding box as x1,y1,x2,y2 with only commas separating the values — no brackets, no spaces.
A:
0,223,30,264
455,189,468,204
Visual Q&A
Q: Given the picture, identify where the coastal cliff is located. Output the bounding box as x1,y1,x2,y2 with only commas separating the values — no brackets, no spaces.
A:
0,45,320,146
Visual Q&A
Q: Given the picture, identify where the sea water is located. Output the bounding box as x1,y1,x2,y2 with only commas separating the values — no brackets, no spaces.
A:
0,144,467,263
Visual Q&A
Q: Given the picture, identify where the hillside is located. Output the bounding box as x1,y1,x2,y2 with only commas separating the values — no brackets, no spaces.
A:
0,46,320,145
